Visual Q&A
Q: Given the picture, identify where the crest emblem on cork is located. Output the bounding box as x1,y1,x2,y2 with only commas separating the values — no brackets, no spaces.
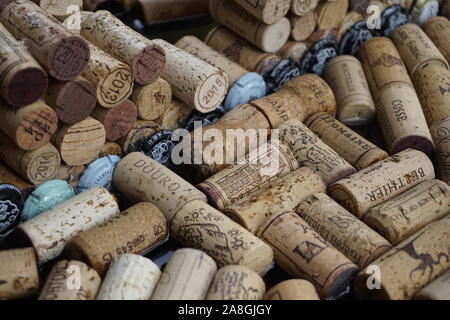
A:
371,53,403,68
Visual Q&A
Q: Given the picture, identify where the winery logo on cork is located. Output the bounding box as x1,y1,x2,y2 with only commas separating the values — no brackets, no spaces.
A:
371,53,403,68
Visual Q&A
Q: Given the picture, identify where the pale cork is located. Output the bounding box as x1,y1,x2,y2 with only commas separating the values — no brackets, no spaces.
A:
315,0,349,31
290,0,319,16
116,120,160,153
157,98,192,130
431,118,450,184
289,11,317,41
423,16,450,64
131,78,172,121
232,0,290,24
415,269,450,300
265,279,320,300
38,0,83,21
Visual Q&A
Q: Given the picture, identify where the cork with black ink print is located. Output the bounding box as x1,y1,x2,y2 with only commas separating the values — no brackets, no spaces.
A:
423,16,450,64
290,0,319,16
131,78,172,121
265,279,320,300
415,269,450,300
431,118,450,184
232,0,290,24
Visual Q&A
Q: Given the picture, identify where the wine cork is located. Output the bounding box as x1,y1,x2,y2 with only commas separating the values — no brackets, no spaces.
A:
171,200,274,273
83,0,124,12
131,78,171,121
265,279,320,300
44,77,97,125
0,22,48,108
136,0,209,24
349,0,371,13
116,120,160,153
206,265,266,300
410,0,439,25
258,211,359,298
443,0,450,19
336,11,364,43
0,248,39,299
392,23,449,76
289,11,317,41
83,43,134,109
329,149,436,219
53,117,106,166
209,0,291,53
230,0,289,24
61,10,93,35
96,254,161,300
15,186,119,263
0,161,32,190
278,119,356,184
305,112,388,170
415,269,450,300
158,98,192,130
39,260,101,300
0,133,61,185
152,38,228,113
364,179,450,245
431,118,450,184
197,140,298,210
38,0,83,21
315,0,349,31
113,152,207,221
0,0,89,81
54,164,86,187
276,40,310,62
296,193,392,268
80,10,165,85
98,142,123,158
223,167,326,234
354,215,450,300
290,0,319,16
423,16,450,64
65,202,168,275
0,100,58,151
324,55,376,126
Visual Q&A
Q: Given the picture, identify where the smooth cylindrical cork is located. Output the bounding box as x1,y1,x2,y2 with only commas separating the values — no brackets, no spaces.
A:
324,55,376,126
290,0,319,16
232,0,290,24
0,100,58,151
354,215,450,300
38,0,83,21
171,200,274,273
423,16,450,64
328,148,436,218
158,98,192,130
415,269,450,300
99,142,123,158
0,0,89,81
392,23,449,76
131,78,172,121
209,0,291,53
296,193,392,268
14,186,119,263
431,117,450,184
113,152,207,221
258,211,359,298
305,112,388,170
0,161,32,190
276,40,310,62
83,43,134,109
151,248,217,300
223,167,326,234
278,119,356,184
152,38,228,113
197,140,298,210
289,12,317,42
206,265,266,300
96,254,161,300
315,0,349,30
52,117,106,166
0,248,39,299
39,260,101,300
44,77,96,125
65,202,168,276
0,22,48,108
80,10,165,85
135,0,209,24
364,179,450,245
265,279,320,300
116,120,160,153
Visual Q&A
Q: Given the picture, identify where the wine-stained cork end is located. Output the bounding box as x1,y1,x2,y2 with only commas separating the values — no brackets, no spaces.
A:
6,68,48,108
391,135,435,158
133,44,166,85
103,100,138,141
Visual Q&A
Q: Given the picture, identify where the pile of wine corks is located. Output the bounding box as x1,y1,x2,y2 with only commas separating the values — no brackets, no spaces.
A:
1,0,450,302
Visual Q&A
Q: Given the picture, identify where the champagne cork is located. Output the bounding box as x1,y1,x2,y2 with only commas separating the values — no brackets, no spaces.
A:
151,248,217,300
83,0,124,12
14,186,119,263
39,260,101,300
0,248,39,299
290,0,319,16
223,167,326,234
392,23,449,76
0,161,32,190
0,22,48,108
315,0,349,31
415,269,450,300
209,0,291,53
113,152,207,221
55,164,86,187
206,265,266,300
258,211,359,298
324,55,376,126
431,118,450,184
53,117,106,166
296,193,392,268
96,254,161,300
80,10,165,85
423,16,450,64
305,112,389,170
83,43,134,109
278,119,356,184
197,139,298,210
364,179,450,245
98,142,123,158
265,279,320,300
136,0,209,24
44,77,97,124
354,215,450,300
65,202,168,275
289,11,317,41
276,40,310,62
0,133,61,185
329,149,436,219
0,0,90,81
0,100,58,151
231,0,290,24
158,98,192,130
152,38,228,113
131,78,171,121
116,120,160,153
170,200,274,273
38,0,83,21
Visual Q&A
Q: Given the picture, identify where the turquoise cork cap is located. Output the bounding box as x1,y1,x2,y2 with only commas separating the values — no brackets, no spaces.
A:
76,155,121,193
223,72,267,112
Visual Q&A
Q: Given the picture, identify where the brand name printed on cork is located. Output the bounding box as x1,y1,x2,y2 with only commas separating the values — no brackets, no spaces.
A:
40,265,88,299
133,159,182,192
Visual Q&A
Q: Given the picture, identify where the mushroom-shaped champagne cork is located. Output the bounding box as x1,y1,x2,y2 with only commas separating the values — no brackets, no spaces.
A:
290,0,319,16
231,0,290,24
265,279,320,300
0,0,89,81
76,155,121,193
415,270,450,300
422,16,450,64
151,249,217,300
